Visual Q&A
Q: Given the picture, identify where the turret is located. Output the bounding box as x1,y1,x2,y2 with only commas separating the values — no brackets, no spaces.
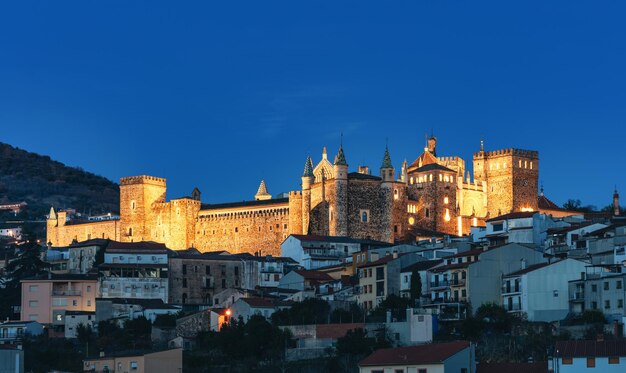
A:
380,146,394,182
332,145,348,236
400,159,408,183
254,180,272,201
48,206,56,221
427,136,437,156
614,188,620,216
301,157,314,234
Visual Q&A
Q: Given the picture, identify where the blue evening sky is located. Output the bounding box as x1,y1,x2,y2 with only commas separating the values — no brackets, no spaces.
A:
0,1,624,209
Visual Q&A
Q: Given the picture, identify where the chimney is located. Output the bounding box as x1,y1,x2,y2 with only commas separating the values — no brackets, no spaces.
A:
392,252,398,259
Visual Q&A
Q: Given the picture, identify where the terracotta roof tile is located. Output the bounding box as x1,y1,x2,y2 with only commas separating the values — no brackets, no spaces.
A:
555,340,626,358
315,323,364,339
359,341,471,367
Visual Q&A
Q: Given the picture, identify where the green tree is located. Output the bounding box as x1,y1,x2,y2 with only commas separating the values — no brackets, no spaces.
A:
410,270,422,302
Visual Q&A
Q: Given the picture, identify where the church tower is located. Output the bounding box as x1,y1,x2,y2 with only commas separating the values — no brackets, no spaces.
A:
380,146,394,182
614,188,620,216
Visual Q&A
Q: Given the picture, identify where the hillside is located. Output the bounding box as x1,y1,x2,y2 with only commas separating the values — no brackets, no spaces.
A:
0,142,119,218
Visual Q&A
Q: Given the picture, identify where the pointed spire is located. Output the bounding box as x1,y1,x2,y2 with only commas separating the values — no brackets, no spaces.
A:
480,137,484,152
334,145,347,166
322,147,327,160
48,206,56,220
381,145,393,169
255,180,271,201
303,156,314,177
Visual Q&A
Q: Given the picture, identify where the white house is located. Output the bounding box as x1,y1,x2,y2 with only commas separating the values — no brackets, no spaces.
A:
551,339,626,372
281,234,390,269
64,311,95,339
475,212,569,248
381,308,436,346
99,241,169,302
501,258,588,322
0,321,44,344
229,297,291,322
359,340,475,373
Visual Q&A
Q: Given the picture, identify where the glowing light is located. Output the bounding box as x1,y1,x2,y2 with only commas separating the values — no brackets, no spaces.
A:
409,217,415,225
444,197,449,204
473,217,477,226
225,309,232,316
520,207,534,212
444,208,451,222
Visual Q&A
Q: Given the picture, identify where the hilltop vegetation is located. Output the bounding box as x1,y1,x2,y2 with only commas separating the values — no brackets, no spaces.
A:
0,142,119,218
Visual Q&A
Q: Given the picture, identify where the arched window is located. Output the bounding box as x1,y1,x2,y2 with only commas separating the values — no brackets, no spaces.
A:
128,227,133,237
361,211,368,222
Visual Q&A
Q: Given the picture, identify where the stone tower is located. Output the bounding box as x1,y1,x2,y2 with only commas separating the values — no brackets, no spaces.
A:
473,147,539,218
301,157,314,234
331,145,348,236
119,175,167,242
255,180,272,201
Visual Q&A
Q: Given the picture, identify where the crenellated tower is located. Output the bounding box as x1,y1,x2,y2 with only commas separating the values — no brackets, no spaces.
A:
119,175,167,242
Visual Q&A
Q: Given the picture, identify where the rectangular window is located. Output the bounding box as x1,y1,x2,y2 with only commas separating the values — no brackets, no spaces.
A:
591,284,597,292
587,357,595,367
52,298,68,306
29,300,38,308
183,278,187,288
376,281,385,296
418,369,427,373
130,361,138,370
619,299,623,309
609,356,619,364
222,279,226,288
592,301,597,309
605,300,611,309
604,282,609,290
29,285,38,292
206,266,211,275
376,267,385,280
617,281,623,290
493,223,504,231
182,265,187,275
87,286,91,292
562,357,572,365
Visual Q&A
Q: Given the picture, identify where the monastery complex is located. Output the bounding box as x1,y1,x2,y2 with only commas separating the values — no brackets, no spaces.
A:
47,137,561,256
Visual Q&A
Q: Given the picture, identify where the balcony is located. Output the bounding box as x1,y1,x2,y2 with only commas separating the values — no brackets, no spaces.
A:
569,292,585,302
450,279,466,287
501,286,521,295
52,290,81,296
430,281,450,289
506,303,522,312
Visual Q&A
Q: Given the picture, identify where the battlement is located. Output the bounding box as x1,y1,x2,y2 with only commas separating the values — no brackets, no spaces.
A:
473,148,538,159
437,156,464,163
289,191,302,197
120,175,167,186
171,198,201,205
198,207,289,221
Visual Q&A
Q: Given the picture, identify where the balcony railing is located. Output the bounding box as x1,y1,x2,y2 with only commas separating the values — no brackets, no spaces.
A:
569,292,585,301
450,279,466,287
430,281,450,289
52,290,81,296
506,303,522,312
502,286,521,294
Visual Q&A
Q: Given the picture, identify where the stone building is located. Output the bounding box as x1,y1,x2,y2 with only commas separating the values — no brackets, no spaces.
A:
47,137,544,256
168,249,243,305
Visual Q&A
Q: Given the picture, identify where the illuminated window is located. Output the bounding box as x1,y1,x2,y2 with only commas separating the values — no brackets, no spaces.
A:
429,174,433,182
444,208,451,222
524,160,527,168
444,197,449,204
562,357,572,365
439,174,443,181
408,217,415,225
410,177,414,184
530,161,533,169
587,357,595,367
394,189,399,200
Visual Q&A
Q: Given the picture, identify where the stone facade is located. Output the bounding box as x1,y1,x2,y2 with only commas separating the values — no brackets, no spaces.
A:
168,252,243,305
47,137,540,253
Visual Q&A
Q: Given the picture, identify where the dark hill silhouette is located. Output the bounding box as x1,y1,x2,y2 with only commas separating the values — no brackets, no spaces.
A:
0,142,119,218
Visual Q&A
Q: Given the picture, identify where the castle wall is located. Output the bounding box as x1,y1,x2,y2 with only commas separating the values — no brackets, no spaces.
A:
47,219,120,247
407,170,458,235
288,192,303,235
195,203,290,256
119,176,167,243
389,181,408,242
